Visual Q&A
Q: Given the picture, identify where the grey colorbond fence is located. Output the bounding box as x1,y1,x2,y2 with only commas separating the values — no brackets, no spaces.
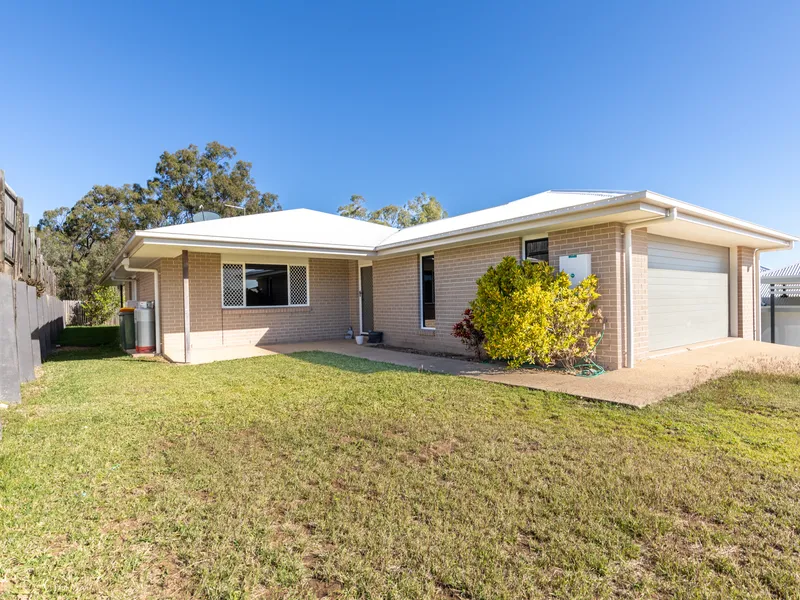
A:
0,170,65,406
0,273,64,404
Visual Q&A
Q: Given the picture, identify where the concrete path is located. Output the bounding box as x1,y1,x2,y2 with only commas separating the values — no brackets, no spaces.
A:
261,339,800,407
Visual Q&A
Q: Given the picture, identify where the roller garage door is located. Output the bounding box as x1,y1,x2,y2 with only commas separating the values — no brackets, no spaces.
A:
648,235,729,351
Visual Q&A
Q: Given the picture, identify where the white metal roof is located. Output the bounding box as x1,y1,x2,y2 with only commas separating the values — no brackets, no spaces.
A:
762,261,800,281
102,188,798,284
376,190,629,248
143,208,398,250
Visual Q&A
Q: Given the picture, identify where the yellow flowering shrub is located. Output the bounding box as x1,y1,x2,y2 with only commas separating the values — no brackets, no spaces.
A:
470,257,601,369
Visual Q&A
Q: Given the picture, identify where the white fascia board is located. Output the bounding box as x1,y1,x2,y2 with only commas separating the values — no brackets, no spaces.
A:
642,191,798,244
140,231,379,254
762,275,800,284
376,201,667,256
672,211,793,247
137,236,378,258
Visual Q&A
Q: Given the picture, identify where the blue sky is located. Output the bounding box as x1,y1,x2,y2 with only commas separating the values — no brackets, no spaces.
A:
2,1,799,268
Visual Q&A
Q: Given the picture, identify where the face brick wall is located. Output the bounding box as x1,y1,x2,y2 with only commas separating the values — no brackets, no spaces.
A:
737,247,756,340
549,223,627,370
157,252,358,362
137,271,155,303
372,237,522,355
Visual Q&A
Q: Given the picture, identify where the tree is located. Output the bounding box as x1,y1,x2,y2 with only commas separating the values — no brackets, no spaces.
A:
38,141,281,298
146,142,281,226
337,195,368,220
336,192,448,229
81,286,119,326
406,193,447,225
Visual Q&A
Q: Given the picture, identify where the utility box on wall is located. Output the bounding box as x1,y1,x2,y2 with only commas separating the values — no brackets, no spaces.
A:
558,254,592,288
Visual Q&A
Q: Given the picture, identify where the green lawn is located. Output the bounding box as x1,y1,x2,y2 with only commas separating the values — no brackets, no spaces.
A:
57,325,119,347
1,349,799,599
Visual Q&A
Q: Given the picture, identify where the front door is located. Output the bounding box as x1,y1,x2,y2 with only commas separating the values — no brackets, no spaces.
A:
360,266,374,333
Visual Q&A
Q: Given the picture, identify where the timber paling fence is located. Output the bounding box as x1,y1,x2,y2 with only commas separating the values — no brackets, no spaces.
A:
0,169,65,408
63,299,120,326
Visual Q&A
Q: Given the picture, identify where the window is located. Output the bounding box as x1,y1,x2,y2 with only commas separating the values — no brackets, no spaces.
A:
222,262,308,308
3,191,16,263
524,238,548,262
421,255,435,328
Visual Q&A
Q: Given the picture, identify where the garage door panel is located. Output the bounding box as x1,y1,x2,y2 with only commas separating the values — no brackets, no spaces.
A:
648,235,729,351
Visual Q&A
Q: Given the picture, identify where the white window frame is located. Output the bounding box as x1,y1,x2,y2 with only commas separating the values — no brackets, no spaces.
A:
221,259,310,309
420,253,435,330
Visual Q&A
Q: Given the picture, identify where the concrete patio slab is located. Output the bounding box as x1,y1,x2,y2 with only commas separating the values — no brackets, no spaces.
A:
260,338,800,407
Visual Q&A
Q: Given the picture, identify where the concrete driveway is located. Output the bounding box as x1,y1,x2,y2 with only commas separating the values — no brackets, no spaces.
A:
261,338,800,407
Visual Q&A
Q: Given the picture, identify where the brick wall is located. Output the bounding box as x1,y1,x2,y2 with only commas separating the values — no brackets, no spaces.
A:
157,252,358,362
549,223,627,370
737,247,756,339
372,237,522,355
137,271,155,303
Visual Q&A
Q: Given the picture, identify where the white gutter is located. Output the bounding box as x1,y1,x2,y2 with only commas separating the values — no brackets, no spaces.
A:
624,208,677,368
120,258,161,355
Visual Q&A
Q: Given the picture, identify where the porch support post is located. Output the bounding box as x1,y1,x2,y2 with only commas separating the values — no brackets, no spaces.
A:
182,250,191,363
770,283,775,344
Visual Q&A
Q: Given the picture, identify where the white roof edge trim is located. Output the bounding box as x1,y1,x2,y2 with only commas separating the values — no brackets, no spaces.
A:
377,201,667,256
376,192,648,250
673,212,793,247
642,191,798,242
140,237,377,257
139,230,381,251
762,275,800,283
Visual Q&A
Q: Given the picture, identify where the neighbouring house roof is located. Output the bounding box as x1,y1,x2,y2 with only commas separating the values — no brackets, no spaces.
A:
761,261,800,305
102,188,798,285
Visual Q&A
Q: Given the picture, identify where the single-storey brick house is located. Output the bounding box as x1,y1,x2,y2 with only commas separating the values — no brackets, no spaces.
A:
101,190,796,368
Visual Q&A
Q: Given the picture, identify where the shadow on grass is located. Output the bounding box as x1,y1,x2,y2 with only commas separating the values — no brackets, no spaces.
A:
282,350,437,375
47,345,130,363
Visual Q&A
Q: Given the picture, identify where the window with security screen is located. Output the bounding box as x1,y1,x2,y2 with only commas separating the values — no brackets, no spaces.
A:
222,262,308,307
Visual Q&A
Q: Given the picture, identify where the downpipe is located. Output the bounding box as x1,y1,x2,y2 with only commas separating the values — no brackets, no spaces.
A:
624,208,678,368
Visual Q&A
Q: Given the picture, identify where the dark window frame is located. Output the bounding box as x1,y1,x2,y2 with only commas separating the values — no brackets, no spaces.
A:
524,238,549,263
420,254,436,329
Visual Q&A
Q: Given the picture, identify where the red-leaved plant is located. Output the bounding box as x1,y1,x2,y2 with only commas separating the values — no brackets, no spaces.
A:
451,308,485,359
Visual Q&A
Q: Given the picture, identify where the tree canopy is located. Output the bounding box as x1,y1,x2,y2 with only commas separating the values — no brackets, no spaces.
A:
39,142,281,298
336,192,447,229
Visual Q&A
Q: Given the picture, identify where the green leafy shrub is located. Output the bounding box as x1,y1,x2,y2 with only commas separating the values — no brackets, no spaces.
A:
470,257,601,369
81,286,119,326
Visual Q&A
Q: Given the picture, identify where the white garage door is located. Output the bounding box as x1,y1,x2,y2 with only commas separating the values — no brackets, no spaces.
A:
648,235,729,351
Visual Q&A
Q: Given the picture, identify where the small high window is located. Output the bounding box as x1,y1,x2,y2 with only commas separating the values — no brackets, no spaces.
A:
524,238,549,263
421,255,435,328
